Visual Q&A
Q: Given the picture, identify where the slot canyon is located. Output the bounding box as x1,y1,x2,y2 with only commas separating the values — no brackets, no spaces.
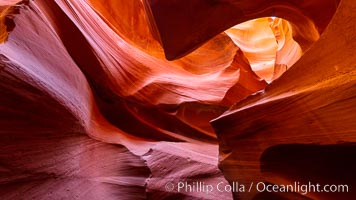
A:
0,0,355,199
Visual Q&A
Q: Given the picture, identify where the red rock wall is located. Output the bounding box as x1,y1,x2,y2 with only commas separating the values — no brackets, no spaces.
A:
211,0,356,199
0,0,354,199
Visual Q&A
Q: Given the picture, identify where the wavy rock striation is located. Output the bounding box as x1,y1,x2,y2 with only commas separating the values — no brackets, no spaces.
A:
0,0,354,199
211,0,356,199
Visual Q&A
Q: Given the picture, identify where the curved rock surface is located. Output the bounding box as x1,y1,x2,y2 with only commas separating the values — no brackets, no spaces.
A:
0,0,354,199
211,0,356,199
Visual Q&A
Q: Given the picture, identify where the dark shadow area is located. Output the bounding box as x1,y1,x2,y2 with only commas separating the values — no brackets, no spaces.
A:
260,143,356,200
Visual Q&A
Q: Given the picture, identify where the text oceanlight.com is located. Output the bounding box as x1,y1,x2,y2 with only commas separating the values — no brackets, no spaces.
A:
165,181,349,195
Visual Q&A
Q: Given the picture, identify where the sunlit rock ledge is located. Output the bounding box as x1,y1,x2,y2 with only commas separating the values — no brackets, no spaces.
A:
0,0,355,199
